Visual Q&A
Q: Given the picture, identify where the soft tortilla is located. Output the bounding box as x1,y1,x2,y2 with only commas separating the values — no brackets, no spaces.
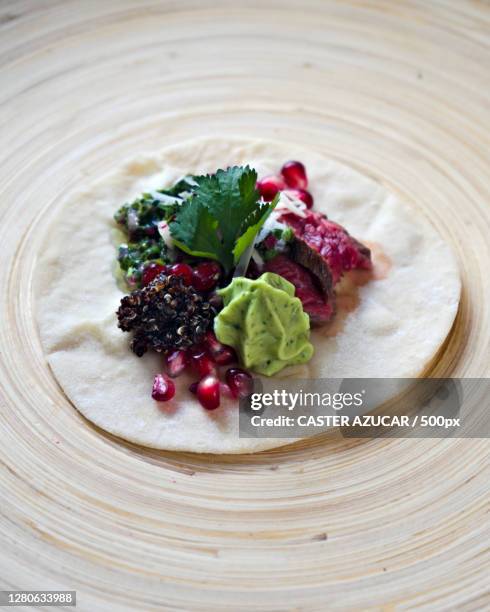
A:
35,138,461,453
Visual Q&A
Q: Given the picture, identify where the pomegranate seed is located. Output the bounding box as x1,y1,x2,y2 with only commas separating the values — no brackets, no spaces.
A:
189,381,198,395
168,263,193,285
225,368,253,399
142,262,167,286
214,346,236,366
205,331,237,365
257,175,285,201
145,226,158,238
262,234,278,249
220,382,234,399
190,349,216,377
165,349,189,378
205,331,222,355
197,375,220,410
192,261,221,292
189,344,206,357
284,188,314,209
152,374,176,402
281,161,308,189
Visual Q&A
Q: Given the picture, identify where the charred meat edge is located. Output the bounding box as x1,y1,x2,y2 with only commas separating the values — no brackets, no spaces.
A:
289,235,335,305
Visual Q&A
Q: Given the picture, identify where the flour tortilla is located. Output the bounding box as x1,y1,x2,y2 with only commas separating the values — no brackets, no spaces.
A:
35,138,461,453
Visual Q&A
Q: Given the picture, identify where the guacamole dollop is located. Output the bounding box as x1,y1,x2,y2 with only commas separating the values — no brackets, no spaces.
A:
214,273,314,376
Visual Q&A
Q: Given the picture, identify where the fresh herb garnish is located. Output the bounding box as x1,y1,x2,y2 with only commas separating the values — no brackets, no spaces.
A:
114,166,275,286
117,239,167,286
256,227,294,262
114,181,197,286
169,166,277,273
158,175,197,198
114,177,197,240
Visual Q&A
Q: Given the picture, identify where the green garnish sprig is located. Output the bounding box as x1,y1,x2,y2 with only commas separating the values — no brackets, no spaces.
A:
114,176,197,240
169,166,278,274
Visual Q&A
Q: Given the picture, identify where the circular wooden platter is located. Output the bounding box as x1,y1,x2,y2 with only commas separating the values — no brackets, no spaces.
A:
0,1,488,609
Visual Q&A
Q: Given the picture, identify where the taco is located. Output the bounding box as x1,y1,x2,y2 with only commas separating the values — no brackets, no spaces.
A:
35,138,461,453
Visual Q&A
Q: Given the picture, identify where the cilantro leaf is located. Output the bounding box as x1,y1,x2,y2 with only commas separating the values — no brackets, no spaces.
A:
159,175,197,198
169,197,223,261
233,192,279,263
169,166,276,273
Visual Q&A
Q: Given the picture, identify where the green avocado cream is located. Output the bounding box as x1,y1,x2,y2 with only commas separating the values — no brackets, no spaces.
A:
214,273,314,376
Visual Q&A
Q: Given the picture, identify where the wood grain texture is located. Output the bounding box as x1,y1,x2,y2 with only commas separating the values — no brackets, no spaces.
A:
0,1,488,610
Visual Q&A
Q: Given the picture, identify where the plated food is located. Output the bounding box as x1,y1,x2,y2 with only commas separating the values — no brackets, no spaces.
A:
35,138,461,453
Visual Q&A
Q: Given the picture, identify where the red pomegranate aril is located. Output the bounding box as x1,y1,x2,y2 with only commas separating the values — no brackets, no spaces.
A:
213,346,236,366
189,344,206,358
262,233,278,249
168,262,193,286
205,331,237,365
191,352,216,378
197,375,220,410
165,349,189,378
192,261,221,292
257,175,285,201
284,188,314,209
220,382,234,399
142,262,167,286
205,330,222,353
281,160,308,190
189,381,198,395
225,368,253,399
151,374,176,402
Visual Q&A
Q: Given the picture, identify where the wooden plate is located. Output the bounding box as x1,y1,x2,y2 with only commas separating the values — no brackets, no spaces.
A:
0,1,488,609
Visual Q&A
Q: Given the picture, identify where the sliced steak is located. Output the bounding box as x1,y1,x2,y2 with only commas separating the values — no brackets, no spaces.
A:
265,254,335,324
289,235,334,299
280,210,372,284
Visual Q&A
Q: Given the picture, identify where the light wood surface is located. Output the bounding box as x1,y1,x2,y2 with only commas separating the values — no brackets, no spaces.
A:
0,1,488,610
